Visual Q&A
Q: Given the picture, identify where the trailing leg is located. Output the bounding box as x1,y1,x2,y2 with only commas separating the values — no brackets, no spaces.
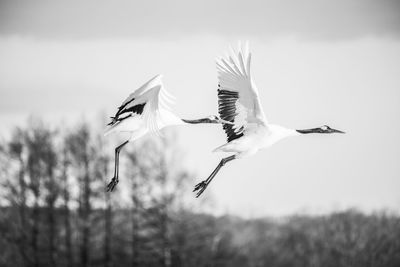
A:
193,155,236,198
106,140,129,192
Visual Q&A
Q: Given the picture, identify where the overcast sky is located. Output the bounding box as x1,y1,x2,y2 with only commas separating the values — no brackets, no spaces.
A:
1,0,400,40
0,0,399,217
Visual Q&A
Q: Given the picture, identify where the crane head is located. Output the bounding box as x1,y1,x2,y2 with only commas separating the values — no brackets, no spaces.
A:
296,125,345,134
318,125,345,134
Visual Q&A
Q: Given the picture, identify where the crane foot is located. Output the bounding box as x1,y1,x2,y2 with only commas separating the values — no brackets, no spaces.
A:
193,180,208,198
106,177,119,192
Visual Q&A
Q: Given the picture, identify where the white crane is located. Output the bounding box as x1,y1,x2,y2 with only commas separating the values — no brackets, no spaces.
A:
104,75,232,191
193,43,345,197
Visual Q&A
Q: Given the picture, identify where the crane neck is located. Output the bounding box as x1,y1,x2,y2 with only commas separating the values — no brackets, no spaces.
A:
182,117,218,124
268,124,300,138
296,128,318,134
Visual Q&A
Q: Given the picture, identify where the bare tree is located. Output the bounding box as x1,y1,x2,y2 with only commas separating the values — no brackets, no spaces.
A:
93,129,113,267
42,130,58,267
125,142,144,267
126,131,192,267
7,128,31,267
102,156,112,267
60,144,73,267
24,121,55,267
65,124,93,267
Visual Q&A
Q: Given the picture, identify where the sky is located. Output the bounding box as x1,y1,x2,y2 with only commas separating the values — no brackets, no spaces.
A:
0,0,399,217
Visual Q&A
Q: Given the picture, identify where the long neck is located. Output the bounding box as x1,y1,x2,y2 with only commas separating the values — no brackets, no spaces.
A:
182,118,213,124
296,128,320,134
269,124,300,139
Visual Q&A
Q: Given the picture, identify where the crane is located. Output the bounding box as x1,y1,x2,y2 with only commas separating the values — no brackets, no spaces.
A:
193,43,345,197
105,75,232,191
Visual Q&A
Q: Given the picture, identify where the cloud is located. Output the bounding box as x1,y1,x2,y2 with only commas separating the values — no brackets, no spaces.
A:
0,0,399,41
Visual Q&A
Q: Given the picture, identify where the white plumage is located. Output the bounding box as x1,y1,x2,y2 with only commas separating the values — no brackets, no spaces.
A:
104,42,343,196
105,74,230,192
193,42,344,197
213,42,296,158
104,74,181,141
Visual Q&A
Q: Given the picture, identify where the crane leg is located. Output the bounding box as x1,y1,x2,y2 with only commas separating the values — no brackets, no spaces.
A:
193,155,236,198
106,140,129,192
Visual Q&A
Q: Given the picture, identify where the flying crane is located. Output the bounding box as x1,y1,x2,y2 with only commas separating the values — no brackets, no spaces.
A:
193,43,345,197
104,75,231,191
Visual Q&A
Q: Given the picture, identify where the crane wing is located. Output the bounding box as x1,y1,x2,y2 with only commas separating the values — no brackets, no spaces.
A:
216,42,268,142
107,74,176,134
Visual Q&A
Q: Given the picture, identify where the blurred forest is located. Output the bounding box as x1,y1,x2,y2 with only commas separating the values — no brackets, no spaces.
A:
0,119,399,267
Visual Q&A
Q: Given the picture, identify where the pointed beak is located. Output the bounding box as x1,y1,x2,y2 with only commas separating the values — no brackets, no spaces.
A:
333,128,345,134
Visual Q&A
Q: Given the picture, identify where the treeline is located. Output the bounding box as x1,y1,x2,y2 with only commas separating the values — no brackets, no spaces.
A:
0,119,399,267
0,119,197,267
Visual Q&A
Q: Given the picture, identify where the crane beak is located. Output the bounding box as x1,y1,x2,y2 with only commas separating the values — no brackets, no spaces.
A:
332,128,345,134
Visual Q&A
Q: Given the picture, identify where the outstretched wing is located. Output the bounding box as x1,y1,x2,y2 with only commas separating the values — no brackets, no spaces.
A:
216,42,268,142
107,74,175,133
